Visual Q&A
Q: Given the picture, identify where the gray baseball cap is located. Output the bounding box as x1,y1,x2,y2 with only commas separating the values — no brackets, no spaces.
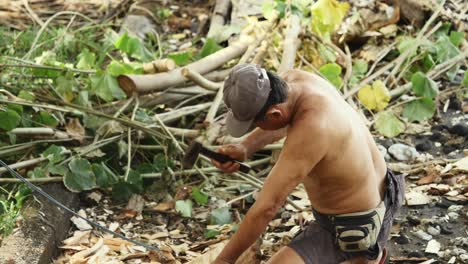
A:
223,64,271,137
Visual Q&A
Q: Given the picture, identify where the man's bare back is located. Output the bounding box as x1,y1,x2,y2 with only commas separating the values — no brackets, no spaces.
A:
212,64,403,264
282,70,387,214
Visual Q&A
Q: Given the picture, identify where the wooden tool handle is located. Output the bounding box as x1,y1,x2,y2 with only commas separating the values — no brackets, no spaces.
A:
200,147,251,173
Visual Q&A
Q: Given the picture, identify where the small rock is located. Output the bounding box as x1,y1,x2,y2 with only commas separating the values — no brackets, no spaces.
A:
448,150,461,159
448,124,468,137
377,145,389,161
434,142,441,147
452,237,468,247
416,139,432,152
448,256,456,264
406,191,430,206
407,215,422,225
425,239,441,254
440,225,454,235
460,253,468,263
453,248,467,256
447,212,459,221
414,230,433,241
427,226,441,236
448,205,463,212
395,233,410,244
389,143,420,161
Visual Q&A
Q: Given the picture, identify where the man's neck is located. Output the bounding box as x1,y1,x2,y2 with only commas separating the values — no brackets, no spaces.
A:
285,83,302,123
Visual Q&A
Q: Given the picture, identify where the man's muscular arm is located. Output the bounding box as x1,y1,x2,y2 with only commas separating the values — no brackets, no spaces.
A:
214,116,329,263
241,127,287,157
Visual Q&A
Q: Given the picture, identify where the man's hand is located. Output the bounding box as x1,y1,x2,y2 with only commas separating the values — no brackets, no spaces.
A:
211,144,248,173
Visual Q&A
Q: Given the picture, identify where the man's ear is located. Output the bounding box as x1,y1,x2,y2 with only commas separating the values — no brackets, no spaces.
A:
266,107,282,119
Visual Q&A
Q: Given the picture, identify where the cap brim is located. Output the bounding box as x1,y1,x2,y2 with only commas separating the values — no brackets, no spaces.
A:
226,111,255,137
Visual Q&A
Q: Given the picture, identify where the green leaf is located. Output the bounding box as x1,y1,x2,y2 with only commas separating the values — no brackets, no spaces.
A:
319,63,342,88
192,187,209,206
402,98,436,122
175,200,193,218
397,37,417,56
204,229,221,239
421,53,435,71
42,145,66,163
318,43,336,63
76,48,96,70
125,170,143,192
349,59,368,86
34,111,59,127
92,163,119,188
107,61,143,76
91,72,126,102
27,167,47,178
358,80,390,111
435,35,460,62
210,207,232,225
112,181,138,202
64,158,97,192
449,31,464,47
262,1,277,20
7,104,23,115
411,71,438,98
0,109,21,131
114,32,153,62
55,75,75,102
17,91,35,101
168,51,193,66
463,70,468,87
311,0,350,38
47,164,68,176
197,38,222,59
374,111,405,138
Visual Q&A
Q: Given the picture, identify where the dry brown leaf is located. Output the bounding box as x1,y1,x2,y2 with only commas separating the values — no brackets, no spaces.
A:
70,238,104,264
417,166,441,185
66,118,85,143
153,201,174,211
62,230,91,246
175,185,192,200
124,194,145,218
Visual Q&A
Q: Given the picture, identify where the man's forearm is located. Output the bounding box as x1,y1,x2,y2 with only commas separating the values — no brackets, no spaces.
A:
241,127,287,157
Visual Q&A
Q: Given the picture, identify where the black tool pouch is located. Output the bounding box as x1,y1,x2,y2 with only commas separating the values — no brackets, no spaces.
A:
333,201,386,253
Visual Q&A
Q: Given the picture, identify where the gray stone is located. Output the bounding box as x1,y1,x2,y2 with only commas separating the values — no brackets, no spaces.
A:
453,248,467,256
460,253,468,263
388,143,420,161
414,229,433,241
448,212,459,221
448,205,463,213
377,145,391,161
427,226,441,236
0,183,79,264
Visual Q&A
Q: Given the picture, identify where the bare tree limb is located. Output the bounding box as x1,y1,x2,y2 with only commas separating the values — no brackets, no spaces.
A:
118,36,254,94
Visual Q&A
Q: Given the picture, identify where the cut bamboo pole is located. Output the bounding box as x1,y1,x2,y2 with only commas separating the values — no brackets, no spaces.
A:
182,68,221,91
117,35,254,94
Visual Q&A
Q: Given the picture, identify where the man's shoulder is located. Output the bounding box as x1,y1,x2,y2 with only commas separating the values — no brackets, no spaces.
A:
281,69,318,81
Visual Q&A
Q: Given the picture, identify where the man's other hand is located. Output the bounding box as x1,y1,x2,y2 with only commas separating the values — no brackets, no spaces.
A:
211,144,247,173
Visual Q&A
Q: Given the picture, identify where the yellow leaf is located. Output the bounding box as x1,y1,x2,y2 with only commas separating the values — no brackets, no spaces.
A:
358,80,390,111
311,0,350,38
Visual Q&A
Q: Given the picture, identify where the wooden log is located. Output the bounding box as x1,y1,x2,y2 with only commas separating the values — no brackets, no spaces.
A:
207,0,231,39
142,58,176,74
278,15,301,74
117,35,254,95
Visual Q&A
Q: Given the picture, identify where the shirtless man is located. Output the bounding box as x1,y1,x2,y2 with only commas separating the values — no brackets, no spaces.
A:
210,64,405,264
